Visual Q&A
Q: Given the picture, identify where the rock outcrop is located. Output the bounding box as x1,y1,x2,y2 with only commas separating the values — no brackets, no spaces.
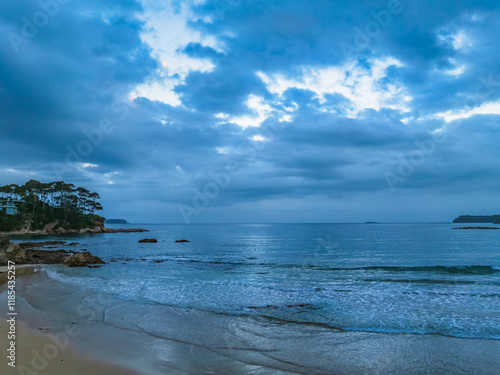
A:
138,238,157,243
175,239,190,243
62,252,106,267
0,235,105,267
0,223,149,236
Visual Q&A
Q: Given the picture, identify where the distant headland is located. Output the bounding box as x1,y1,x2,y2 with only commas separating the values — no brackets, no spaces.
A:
452,215,500,224
105,219,128,224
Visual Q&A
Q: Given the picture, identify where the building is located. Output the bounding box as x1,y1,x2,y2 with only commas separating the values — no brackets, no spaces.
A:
0,201,19,215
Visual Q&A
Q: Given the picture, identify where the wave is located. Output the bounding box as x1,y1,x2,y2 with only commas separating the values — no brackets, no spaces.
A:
153,258,500,276
253,315,500,340
294,265,500,275
360,278,500,285
350,265,500,275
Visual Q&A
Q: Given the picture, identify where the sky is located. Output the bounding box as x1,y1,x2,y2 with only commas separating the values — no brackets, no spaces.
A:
1,0,500,223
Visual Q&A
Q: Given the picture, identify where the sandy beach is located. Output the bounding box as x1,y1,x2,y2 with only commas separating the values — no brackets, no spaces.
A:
0,265,41,286
0,266,141,375
0,319,141,375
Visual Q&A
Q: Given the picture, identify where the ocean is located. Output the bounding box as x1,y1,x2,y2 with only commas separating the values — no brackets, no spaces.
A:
10,223,500,374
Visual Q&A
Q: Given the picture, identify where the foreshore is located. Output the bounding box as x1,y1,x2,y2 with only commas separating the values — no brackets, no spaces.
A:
0,227,149,236
0,319,141,375
0,267,142,375
0,264,41,286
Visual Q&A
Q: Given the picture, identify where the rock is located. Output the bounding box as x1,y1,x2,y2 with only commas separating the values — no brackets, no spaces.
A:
138,238,157,243
175,239,189,243
1,223,147,236
44,220,60,232
62,252,106,267
18,241,67,249
0,235,9,250
24,249,71,264
0,236,104,266
1,245,70,265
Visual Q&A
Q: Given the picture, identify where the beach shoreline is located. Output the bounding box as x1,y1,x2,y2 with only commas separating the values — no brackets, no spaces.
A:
0,264,42,286
1,223,499,374
0,319,142,375
0,269,143,375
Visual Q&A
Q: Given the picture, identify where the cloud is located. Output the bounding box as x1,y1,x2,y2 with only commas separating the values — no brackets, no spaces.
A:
2,0,500,222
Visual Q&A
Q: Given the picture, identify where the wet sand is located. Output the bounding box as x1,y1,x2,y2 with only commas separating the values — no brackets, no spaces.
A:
0,265,42,286
0,319,141,375
0,266,142,375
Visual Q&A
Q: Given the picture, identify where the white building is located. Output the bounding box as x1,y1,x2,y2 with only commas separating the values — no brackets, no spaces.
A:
0,201,19,215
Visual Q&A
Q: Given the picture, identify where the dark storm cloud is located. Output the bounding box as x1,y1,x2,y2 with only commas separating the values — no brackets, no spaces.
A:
1,0,500,222
0,0,156,168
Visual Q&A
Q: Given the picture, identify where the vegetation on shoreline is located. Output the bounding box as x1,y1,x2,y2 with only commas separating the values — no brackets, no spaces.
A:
453,214,500,224
0,180,103,232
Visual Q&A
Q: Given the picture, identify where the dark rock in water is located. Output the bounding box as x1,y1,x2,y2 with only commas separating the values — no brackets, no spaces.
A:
453,226,500,230
139,238,158,243
19,249,71,264
18,240,67,248
0,235,105,266
105,219,128,224
63,252,106,267
453,215,500,223
175,239,189,243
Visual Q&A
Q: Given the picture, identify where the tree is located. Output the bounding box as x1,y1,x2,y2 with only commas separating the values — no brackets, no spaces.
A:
0,180,104,231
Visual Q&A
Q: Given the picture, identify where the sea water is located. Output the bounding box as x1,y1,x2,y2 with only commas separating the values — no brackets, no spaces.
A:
11,223,500,374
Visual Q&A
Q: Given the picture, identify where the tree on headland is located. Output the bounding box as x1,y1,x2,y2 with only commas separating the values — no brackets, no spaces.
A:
0,180,104,231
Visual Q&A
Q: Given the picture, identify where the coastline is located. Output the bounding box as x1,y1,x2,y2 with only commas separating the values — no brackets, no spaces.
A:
4,269,300,375
0,227,149,236
1,223,499,374
5,264,500,375
0,270,142,375
0,319,142,375
0,264,42,286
